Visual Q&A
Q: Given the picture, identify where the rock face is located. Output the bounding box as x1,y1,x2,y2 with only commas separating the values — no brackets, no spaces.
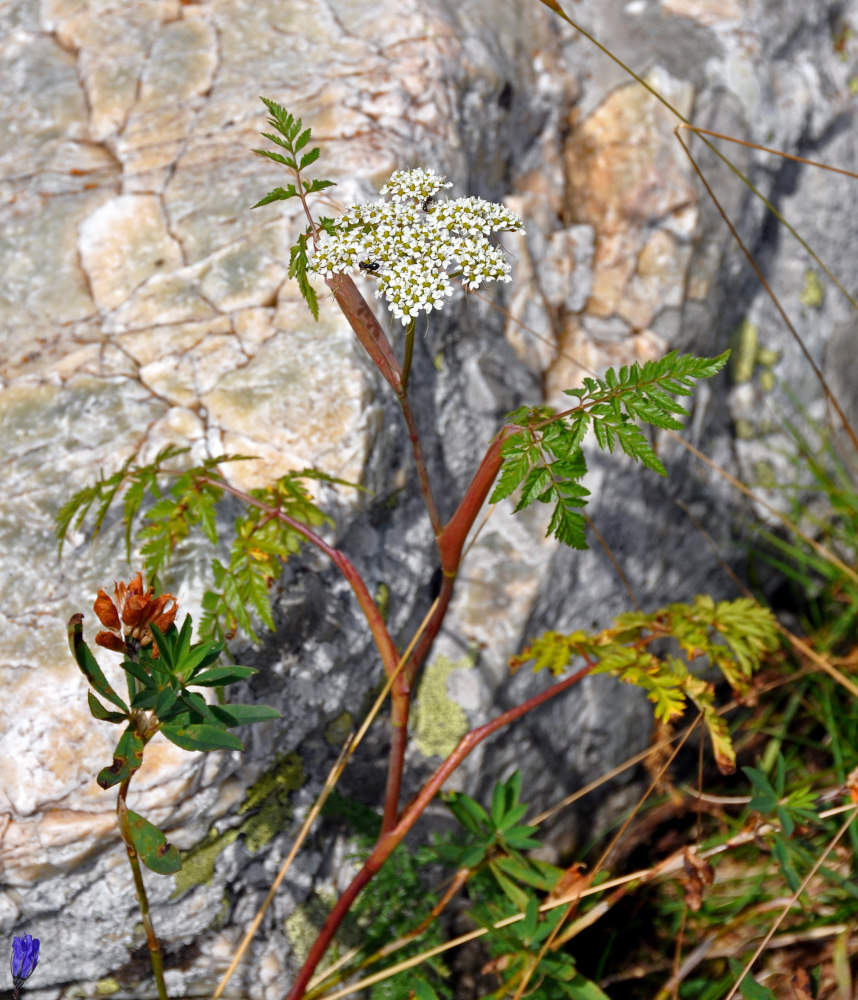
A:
2,0,858,996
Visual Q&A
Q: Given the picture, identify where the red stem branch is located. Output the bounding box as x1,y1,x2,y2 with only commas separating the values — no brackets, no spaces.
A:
206,477,400,682
326,273,402,395
380,428,512,823
283,660,596,1000
437,427,513,574
328,273,441,536
381,716,408,833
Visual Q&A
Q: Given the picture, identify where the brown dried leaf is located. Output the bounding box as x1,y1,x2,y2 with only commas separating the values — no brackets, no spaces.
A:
845,765,858,804
790,966,812,1000
95,630,126,653
679,846,714,912
547,862,588,905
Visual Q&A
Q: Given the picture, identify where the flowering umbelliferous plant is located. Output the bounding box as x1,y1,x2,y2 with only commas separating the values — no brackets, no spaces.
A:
10,934,39,999
52,98,781,1000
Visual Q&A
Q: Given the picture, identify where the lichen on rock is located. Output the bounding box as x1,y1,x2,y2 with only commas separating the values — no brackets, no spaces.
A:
411,654,475,759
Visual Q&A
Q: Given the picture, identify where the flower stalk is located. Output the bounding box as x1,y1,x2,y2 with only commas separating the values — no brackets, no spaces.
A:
117,778,170,1000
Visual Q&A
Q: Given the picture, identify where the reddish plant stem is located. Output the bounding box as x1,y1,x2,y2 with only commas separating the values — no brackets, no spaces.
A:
409,426,514,689
437,427,513,574
204,478,401,683
381,428,511,818
398,391,442,537
326,273,402,395
381,714,409,832
380,427,513,824
283,660,596,1000
379,573,454,834
327,273,443,538
402,572,456,691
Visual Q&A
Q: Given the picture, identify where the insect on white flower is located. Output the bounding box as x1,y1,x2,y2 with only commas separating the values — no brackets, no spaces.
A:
308,168,525,325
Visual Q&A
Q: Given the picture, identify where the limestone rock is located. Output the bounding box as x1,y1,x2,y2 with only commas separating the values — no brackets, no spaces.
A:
2,0,858,996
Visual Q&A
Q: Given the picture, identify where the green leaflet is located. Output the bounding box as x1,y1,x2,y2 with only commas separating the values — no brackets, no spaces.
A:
68,615,129,714
126,810,182,875
56,451,351,645
493,350,730,550
514,595,779,774
252,97,336,320
97,726,145,789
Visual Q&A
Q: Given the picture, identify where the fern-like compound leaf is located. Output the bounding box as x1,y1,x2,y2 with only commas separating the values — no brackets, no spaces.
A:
495,350,730,550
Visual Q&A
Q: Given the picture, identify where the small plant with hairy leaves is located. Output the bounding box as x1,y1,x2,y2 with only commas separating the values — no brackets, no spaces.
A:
67,575,279,1000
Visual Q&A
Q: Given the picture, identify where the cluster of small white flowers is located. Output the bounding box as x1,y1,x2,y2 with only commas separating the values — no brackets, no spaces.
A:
308,168,525,326
379,167,453,202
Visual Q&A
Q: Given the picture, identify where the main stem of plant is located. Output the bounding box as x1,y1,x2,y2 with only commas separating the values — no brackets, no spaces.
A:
326,272,511,830
266,272,546,996
118,779,169,1000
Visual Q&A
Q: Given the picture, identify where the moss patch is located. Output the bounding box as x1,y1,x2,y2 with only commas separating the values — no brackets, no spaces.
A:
238,751,304,854
173,826,240,896
411,653,474,759
172,751,305,897
730,318,758,384
325,711,353,746
284,894,335,965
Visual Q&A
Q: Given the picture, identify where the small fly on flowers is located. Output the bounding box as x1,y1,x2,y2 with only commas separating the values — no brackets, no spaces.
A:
358,260,381,274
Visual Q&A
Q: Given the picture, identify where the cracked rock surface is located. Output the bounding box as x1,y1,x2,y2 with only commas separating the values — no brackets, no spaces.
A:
3,0,858,996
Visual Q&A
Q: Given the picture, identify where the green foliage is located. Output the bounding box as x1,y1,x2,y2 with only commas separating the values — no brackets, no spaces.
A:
743,755,824,895
322,778,611,1000
290,231,320,320
68,612,279,873
726,962,776,1000
437,772,541,875
98,726,145,788
513,595,780,773
750,397,858,650
68,613,130,713
126,810,182,875
251,98,336,203
434,774,609,1000
199,469,339,643
320,794,451,1000
492,351,730,549
55,450,350,643
589,656,858,1000
55,444,190,557
252,97,336,320
744,755,819,837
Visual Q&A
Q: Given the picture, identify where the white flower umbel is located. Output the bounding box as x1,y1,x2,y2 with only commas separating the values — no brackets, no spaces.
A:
308,168,525,326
